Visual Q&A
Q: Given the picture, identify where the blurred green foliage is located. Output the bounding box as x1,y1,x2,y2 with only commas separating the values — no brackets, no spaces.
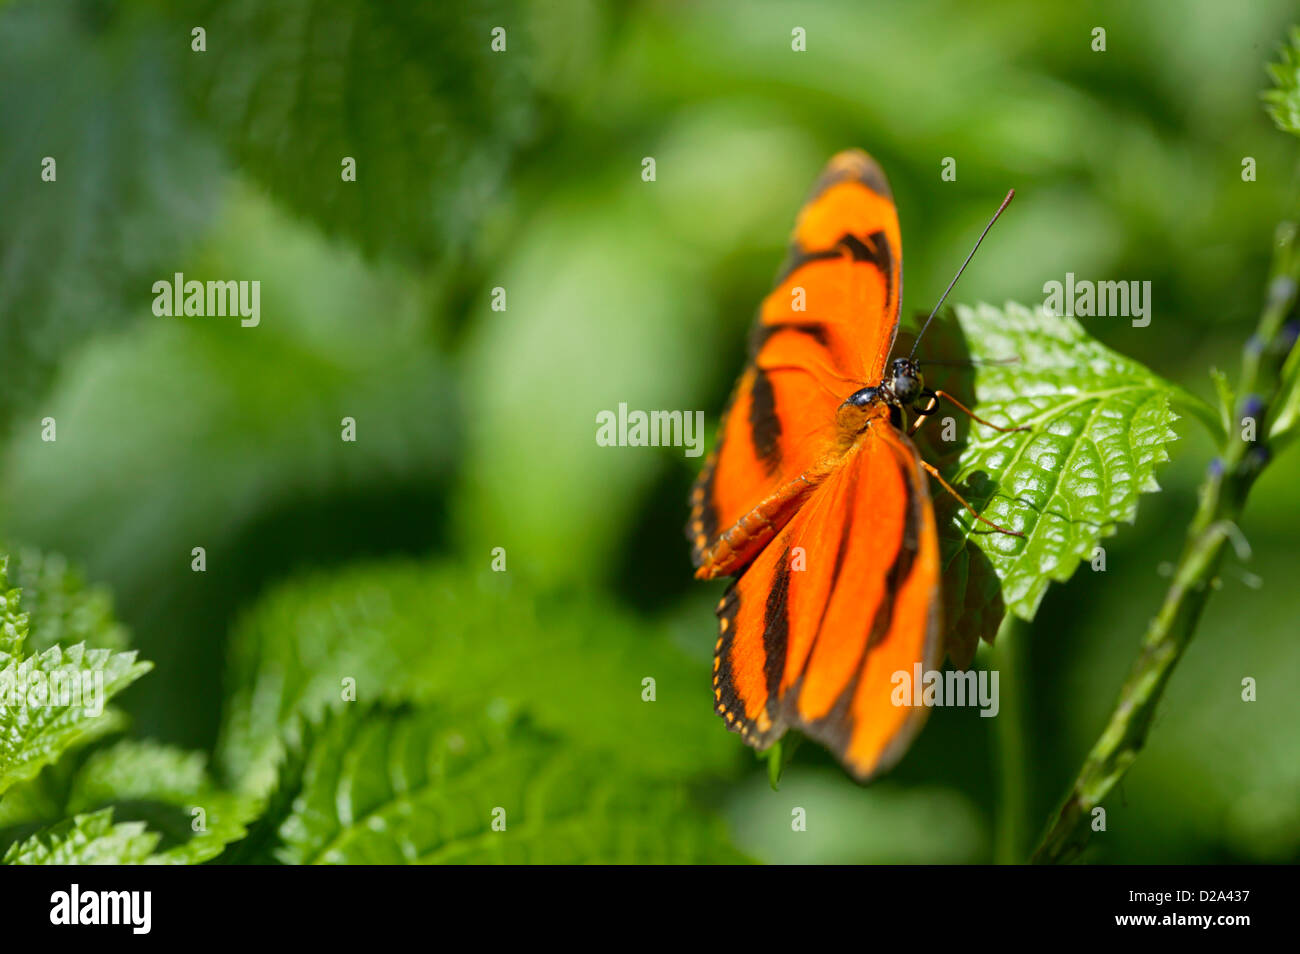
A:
1264,26,1300,136
216,559,740,794
1,0,1298,863
228,704,748,864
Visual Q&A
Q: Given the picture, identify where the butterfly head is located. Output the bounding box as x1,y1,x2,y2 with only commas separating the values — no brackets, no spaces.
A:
886,357,925,405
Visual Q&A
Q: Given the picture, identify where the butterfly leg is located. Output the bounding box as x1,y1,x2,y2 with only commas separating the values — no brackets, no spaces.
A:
906,391,941,434
915,388,1029,435
919,459,1025,538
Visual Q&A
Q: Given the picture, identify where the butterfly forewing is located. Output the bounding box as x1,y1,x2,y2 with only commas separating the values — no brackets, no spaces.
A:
689,151,903,580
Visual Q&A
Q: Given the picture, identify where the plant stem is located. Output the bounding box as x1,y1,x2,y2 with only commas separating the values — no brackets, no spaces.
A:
992,615,1028,864
1031,223,1300,864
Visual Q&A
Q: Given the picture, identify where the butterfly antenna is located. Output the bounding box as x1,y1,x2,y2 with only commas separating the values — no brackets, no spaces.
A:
910,189,1015,361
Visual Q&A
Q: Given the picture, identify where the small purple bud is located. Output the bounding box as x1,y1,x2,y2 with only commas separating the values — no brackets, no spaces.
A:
1249,445,1272,469
1282,320,1300,351
1240,395,1264,419
1208,457,1224,479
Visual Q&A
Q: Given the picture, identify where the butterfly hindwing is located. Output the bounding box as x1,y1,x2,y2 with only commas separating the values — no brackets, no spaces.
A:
712,415,941,782
689,150,904,580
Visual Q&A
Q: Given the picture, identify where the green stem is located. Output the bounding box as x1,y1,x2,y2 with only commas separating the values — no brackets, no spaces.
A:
992,615,1028,864
1031,223,1300,864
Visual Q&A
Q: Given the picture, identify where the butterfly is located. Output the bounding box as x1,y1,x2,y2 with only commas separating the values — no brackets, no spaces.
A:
688,150,1021,781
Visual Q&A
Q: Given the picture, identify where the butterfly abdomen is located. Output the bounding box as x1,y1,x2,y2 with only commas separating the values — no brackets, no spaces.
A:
693,472,823,580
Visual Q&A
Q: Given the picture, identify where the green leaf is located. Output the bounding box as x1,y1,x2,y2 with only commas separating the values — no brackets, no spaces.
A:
0,556,26,657
1263,26,1300,137
229,705,748,865
0,751,78,833
3,547,129,653
180,0,535,260
0,645,150,798
0,553,233,865
0,740,258,865
3,808,158,865
0,556,151,799
0,0,221,430
218,560,737,794
66,740,257,864
922,303,1181,637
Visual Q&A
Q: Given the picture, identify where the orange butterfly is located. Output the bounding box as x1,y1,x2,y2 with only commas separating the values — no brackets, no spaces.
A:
688,150,1021,781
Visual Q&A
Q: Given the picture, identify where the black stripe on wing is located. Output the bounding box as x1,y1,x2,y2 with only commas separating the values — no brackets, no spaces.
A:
762,548,792,707
687,449,721,564
774,229,894,301
749,367,781,475
712,584,781,748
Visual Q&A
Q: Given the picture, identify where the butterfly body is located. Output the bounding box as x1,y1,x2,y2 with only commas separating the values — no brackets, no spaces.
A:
689,150,945,781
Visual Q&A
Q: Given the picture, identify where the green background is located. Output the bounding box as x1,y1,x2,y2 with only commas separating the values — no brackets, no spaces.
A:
1,0,1297,863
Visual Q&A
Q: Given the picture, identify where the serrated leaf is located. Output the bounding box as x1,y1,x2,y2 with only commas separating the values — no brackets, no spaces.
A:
0,557,27,658
919,303,1180,634
1263,26,1300,137
0,739,257,865
3,547,129,653
69,741,257,865
0,644,150,797
0,550,151,798
218,561,737,794
0,751,77,832
3,808,158,865
180,0,534,260
232,705,748,865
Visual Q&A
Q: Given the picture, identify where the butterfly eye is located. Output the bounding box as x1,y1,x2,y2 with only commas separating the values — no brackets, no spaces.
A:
895,372,921,402
890,359,924,403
